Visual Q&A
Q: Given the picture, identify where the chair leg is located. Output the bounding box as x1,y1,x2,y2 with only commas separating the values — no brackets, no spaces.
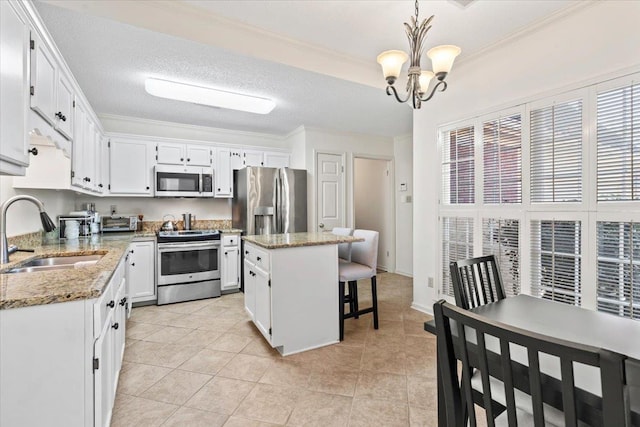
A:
371,275,379,329
350,281,359,319
339,281,345,341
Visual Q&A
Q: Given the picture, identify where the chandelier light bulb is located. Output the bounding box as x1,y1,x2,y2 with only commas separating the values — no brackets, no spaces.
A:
427,45,462,77
376,50,409,84
418,71,435,93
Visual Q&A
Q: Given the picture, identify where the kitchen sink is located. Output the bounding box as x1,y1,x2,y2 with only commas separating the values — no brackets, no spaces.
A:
4,254,105,274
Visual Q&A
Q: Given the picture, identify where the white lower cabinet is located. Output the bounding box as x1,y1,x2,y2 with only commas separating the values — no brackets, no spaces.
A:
128,239,156,303
221,233,240,292
243,257,256,320
0,254,128,427
242,241,339,356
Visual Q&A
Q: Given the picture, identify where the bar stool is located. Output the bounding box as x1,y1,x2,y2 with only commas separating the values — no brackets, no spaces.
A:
338,229,379,341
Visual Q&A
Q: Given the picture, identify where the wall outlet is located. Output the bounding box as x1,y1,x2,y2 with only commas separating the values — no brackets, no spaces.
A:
110,205,117,215
428,277,434,288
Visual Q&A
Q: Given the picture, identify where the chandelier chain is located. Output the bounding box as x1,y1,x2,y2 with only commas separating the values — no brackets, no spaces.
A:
415,0,419,21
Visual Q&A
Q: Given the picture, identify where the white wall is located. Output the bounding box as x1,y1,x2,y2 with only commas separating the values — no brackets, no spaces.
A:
0,176,75,237
354,158,393,271
412,0,640,314
394,135,412,276
285,126,306,169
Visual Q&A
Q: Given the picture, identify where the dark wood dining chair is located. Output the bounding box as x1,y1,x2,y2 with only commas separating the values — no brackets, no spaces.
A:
450,255,506,310
433,299,630,427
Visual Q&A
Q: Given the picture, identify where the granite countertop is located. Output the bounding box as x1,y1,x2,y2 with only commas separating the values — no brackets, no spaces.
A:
0,233,143,310
242,232,363,249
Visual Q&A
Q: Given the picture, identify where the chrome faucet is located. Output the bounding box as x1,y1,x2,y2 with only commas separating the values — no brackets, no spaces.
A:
1,195,56,263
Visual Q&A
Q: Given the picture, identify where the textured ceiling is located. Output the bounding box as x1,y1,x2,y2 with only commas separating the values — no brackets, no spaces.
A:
34,0,579,138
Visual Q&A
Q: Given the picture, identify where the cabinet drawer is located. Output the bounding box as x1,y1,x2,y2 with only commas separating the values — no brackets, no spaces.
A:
244,244,269,272
222,234,239,247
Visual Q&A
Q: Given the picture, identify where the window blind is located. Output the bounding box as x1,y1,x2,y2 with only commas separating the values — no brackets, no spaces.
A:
441,217,474,297
483,114,522,204
530,220,582,306
530,100,583,203
596,221,640,319
442,126,474,204
482,218,520,297
597,82,640,201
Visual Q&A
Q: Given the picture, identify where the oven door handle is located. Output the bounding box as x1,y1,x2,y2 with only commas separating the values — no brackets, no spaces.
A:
158,242,219,251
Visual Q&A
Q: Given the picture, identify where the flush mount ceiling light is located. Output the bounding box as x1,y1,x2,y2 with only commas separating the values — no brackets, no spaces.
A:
144,78,276,114
377,0,461,109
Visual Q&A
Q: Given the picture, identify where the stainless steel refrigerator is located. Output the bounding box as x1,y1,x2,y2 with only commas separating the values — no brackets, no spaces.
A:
233,167,307,236
233,167,307,289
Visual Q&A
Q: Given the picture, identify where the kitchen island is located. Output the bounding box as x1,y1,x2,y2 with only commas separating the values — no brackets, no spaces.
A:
242,232,363,356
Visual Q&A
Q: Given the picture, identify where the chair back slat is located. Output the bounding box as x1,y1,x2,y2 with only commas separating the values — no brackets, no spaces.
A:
526,347,545,426
433,300,630,427
456,322,477,426
560,358,578,427
450,255,506,310
499,339,518,426
475,332,496,426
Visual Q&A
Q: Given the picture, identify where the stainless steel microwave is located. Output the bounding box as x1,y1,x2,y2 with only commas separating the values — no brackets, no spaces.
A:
154,165,214,197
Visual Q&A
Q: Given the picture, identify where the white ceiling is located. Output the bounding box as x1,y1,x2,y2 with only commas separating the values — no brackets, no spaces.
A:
35,0,581,138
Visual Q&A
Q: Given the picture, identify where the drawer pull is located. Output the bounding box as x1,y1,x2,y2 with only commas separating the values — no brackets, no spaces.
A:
106,300,115,308
257,256,261,261
112,322,119,330
119,297,127,306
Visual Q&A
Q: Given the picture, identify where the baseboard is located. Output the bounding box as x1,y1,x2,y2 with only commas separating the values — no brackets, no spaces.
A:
394,270,413,278
411,301,433,315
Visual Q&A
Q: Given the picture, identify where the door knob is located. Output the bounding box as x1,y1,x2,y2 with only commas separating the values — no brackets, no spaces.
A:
319,223,325,229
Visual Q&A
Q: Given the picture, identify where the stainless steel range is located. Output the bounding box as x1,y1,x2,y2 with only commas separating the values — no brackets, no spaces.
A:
156,229,221,305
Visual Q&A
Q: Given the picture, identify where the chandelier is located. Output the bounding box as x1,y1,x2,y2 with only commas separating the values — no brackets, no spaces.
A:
376,0,461,109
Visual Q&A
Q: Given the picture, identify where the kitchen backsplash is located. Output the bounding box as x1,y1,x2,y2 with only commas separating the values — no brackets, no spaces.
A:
140,219,232,233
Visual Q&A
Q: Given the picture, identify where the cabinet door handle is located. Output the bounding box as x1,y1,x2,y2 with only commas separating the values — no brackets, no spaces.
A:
180,158,184,161
106,300,115,308
131,262,135,267
225,251,228,255
257,256,261,261
146,186,150,190
28,147,38,156
245,250,249,255
119,297,127,306
187,158,191,162
98,184,103,188
112,322,119,330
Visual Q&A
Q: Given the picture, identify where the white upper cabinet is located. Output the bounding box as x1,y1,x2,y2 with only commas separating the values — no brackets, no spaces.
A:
109,138,152,196
55,73,74,140
95,129,105,193
157,142,211,166
71,100,86,188
30,32,57,126
215,148,233,198
243,149,264,167
0,0,30,174
264,152,290,168
156,142,184,165
82,117,95,189
230,149,243,170
186,144,212,166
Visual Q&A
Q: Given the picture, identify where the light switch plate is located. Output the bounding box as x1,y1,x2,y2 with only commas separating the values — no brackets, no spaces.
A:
400,183,407,191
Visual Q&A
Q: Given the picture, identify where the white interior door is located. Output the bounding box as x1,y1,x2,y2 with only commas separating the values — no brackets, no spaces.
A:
316,152,344,232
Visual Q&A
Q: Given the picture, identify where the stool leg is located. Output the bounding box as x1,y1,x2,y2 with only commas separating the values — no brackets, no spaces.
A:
350,281,359,319
371,276,379,329
339,281,345,341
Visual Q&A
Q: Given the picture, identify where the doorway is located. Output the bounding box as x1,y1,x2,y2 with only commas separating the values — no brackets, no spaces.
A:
354,157,394,272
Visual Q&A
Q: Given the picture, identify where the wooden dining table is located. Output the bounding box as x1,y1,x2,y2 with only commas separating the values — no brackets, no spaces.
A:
424,294,640,426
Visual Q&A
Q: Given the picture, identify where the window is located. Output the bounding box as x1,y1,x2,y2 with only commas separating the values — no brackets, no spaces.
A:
596,221,640,319
482,218,520,297
530,100,583,203
597,82,640,201
483,114,522,204
530,220,582,306
442,126,474,204
441,217,474,297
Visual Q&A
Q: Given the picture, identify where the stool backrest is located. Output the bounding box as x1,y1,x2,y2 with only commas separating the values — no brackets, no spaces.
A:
352,229,379,270
332,227,354,261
